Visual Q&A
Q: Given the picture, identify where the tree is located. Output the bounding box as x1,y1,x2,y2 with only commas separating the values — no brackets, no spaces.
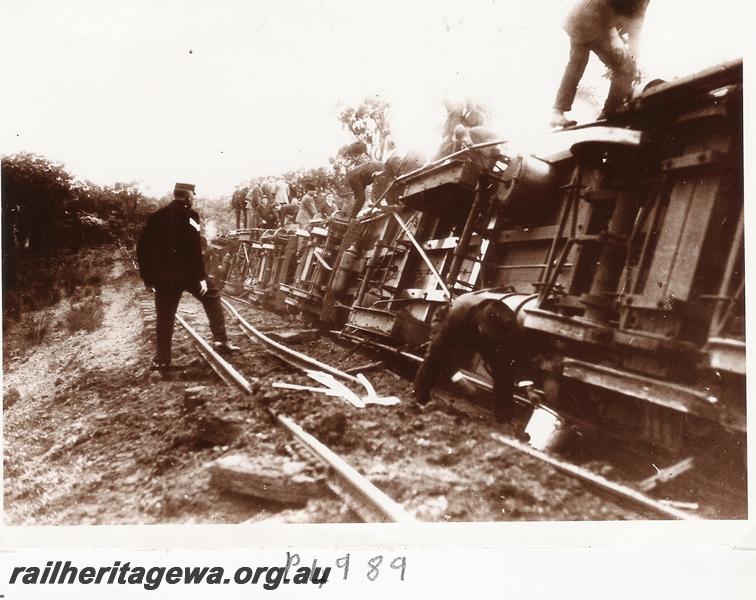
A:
1,153,74,254
337,96,393,161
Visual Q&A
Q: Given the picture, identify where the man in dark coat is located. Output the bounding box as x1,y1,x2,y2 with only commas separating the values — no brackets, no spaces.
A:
245,183,263,228
413,292,518,423
344,159,384,218
137,182,239,369
278,201,300,227
231,187,248,229
256,196,280,229
551,0,650,128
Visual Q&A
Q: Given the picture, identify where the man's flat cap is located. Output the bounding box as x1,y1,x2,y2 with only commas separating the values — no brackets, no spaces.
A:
477,300,516,337
174,182,196,194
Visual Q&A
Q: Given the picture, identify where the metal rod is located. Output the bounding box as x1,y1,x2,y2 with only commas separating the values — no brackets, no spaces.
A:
494,263,550,270
711,208,744,337
538,173,578,304
447,180,484,287
343,360,384,375
391,211,451,300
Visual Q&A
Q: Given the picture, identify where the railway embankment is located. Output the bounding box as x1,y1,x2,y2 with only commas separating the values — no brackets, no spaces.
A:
4,265,641,524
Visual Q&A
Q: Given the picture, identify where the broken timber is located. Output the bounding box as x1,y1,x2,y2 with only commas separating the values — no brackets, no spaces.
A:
208,454,324,505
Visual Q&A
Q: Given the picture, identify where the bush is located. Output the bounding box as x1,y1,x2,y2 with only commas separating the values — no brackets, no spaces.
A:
2,152,158,324
21,312,50,346
65,296,105,333
4,388,21,410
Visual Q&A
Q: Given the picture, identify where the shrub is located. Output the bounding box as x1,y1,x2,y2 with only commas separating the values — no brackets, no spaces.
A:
65,296,104,333
21,312,50,345
4,388,21,410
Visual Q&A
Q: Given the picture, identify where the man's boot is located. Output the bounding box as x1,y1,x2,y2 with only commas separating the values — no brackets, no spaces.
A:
213,340,240,354
550,110,577,129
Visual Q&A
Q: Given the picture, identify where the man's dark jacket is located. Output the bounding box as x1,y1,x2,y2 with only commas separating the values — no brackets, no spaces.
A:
231,188,248,210
345,160,384,190
136,199,207,284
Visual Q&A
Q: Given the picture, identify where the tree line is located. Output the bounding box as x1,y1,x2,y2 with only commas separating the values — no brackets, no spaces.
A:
0,96,400,321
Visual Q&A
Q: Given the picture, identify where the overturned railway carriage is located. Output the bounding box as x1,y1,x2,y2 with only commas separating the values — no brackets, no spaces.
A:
216,60,744,471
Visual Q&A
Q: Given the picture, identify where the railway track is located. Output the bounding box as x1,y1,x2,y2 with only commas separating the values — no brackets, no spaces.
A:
342,330,714,514
174,309,414,523
333,329,708,518
168,296,707,521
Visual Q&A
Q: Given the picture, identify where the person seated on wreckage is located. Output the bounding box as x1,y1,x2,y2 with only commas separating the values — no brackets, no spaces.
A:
413,292,519,424
376,149,427,204
256,195,280,229
434,100,487,160
451,124,504,168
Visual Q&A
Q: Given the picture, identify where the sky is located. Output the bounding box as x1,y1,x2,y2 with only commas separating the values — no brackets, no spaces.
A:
1,0,747,198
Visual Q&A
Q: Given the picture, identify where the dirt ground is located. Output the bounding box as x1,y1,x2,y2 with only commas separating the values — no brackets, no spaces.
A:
4,265,648,524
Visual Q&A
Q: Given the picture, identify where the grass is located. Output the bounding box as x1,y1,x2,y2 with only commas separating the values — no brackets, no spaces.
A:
65,296,105,333
21,313,50,346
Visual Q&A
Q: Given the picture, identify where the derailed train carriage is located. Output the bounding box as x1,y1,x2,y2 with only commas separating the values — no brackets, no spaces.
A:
212,59,745,473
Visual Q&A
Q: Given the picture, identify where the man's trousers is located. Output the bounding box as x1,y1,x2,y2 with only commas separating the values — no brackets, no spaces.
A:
153,278,227,364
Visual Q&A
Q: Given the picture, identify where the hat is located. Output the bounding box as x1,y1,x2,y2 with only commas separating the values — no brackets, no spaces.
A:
174,182,196,194
477,300,515,338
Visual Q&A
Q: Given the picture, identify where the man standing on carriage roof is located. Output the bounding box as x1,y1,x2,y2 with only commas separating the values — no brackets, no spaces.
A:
295,181,319,227
551,0,651,128
231,186,248,229
136,182,239,370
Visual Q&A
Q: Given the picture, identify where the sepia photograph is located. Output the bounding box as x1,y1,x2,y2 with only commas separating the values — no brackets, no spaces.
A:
2,0,747,533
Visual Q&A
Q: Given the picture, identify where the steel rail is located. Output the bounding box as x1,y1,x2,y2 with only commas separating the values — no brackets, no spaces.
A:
221,297,362,385
490,432,699,521
176,309,412,523
175,314,253,393
333,330,697,521
276,413,413,523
